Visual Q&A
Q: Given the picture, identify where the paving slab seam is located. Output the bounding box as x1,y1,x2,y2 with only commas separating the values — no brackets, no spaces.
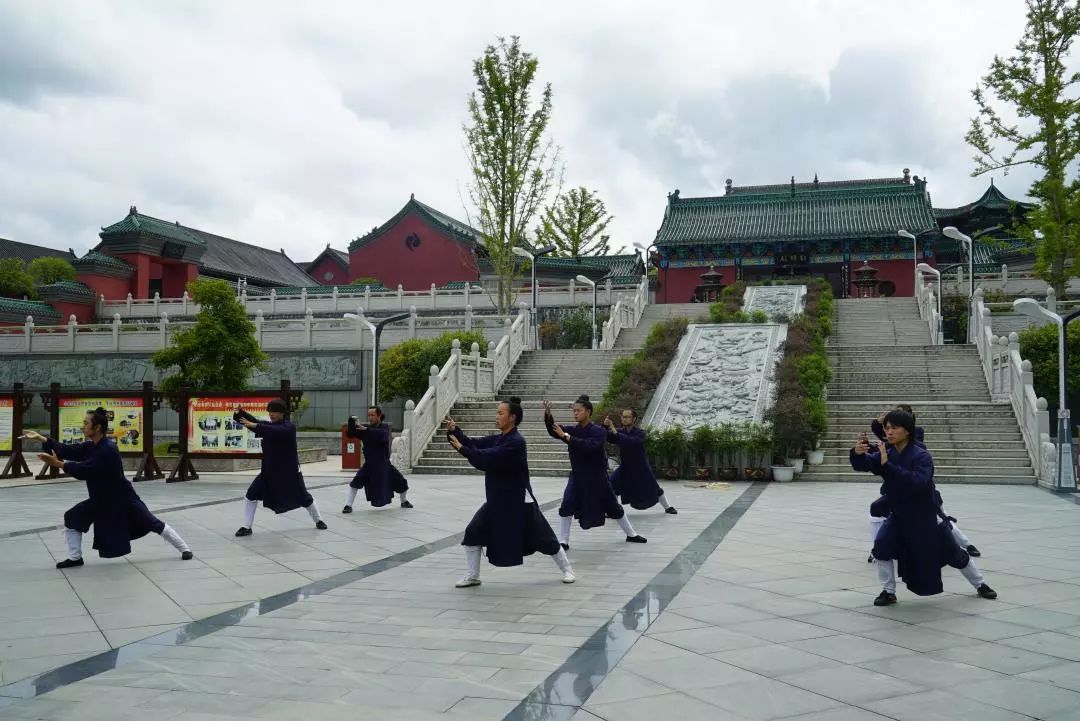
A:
501,481,768,721
0,478,348,540
0,497,562,700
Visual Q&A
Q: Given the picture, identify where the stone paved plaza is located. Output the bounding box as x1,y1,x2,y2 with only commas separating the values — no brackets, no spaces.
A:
0,471,1079,721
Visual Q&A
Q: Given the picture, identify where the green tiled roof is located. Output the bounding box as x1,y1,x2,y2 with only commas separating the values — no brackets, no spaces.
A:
934,182,1034,218
101,209,207,246
0,298,61,321
655,177,937,246
37,280,95,300
438,281,482,290
72,249,133,271
350,196,483,251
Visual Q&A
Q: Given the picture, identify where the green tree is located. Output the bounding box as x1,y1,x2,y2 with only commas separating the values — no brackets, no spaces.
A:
349,276,382,286
378,331,489,402
0,259,35,299
536,186,612,257
1018,320,1080,410
28,257,76,285
464,36,562,313
966,0,1080,294
152,278,268,398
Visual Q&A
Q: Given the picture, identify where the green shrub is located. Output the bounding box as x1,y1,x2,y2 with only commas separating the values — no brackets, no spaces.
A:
750,309,769,323
379,330,489,402
599,317,688,418
796,353,831,398
1018,321,1080,413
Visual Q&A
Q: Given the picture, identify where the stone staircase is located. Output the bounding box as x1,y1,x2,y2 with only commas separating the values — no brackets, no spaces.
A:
799,297,1036,484
411,349,634,476
613,303,704,350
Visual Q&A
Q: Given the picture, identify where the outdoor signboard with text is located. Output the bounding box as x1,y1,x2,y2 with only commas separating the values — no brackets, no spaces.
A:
58,397,144,453
186,396,279,454
0,397,14,453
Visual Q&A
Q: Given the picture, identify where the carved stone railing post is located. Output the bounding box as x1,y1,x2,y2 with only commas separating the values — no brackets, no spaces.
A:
300,287,308,313
153,292,160,314
24,316,32,353
402,399,415,465
364,286,371,306
397,284,404,310
451,338,462,389
332,285,339,312
125,293,133,316
182,291,190,315
304,308,314,348
112,313,121,351
159,312,169,348
1046,286,1057,314
68,314,77,352
255,309,264,346
270,288,277,314
1001,263,1008,289
408,306,417,338
464,304,473,332
464,283,471,308
430,283,437,310
471,341,481,391
569,278,576,305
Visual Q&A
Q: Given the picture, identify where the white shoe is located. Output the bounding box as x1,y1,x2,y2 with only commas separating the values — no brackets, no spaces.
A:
561,571,576,584
455,576,481,588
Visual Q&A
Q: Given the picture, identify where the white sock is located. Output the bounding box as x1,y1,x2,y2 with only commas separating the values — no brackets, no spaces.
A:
345,487,358,506
242,498,257,528
951,523,972,548
160,524,190,553
959,558,986,588
63,528,83,561
552,548,573,574
464,545,482,579
399,490,408,503
616,515,637,537
658,494,671,510
875,559,896,594
869,515,886,543
306,501,323,523
559,516,572,545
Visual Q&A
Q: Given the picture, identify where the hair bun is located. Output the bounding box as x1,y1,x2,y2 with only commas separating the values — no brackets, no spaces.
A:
509,396,522,405
578,394,590,402
95,407,107,414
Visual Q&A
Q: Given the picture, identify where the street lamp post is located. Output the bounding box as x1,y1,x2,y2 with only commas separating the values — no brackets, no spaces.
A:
897,230,918,292
575,274,598,349
1013,298,1078,491
344,311,410,406
512,244,557,350
916,262,942,344
943,226,975,342
634,241,655,285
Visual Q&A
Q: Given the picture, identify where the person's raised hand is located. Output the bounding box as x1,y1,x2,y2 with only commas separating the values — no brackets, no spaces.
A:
449,434,463,450
445,416,457,433
853,436,869,455
19,430,45,442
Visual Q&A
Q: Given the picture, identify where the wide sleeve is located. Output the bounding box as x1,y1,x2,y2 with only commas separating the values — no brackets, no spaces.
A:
567,424,606,451
346,417,362,439
879,449,935,499
44,438,94,462
62,447,111,481
451,428,497,450
253,422,292,440
870,420,886,442
608,428,645,447
458,434,523,472
359,424,391,447
849,447,883,474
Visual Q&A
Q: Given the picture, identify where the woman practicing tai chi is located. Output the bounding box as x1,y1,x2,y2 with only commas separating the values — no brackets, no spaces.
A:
234,399,327,536
343,406,413,512
446,396,575,587
604,408,677,514
26,408,193,568
545,395,647,549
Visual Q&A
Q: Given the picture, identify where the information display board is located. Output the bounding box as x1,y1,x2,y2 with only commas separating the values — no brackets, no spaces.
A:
0,397,13,453
58,397,144,452
186,396,279,454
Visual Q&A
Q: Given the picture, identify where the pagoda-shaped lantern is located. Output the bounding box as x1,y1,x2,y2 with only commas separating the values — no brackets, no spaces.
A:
853,261,880,298
694,266,725,302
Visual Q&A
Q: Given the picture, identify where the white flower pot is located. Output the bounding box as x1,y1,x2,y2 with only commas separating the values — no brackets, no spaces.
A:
771,465,795,482
806,449,825,466
785,458,806,474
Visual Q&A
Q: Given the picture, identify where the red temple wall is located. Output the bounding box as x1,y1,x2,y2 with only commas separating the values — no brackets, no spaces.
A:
308,256,349,286
349,213,478,290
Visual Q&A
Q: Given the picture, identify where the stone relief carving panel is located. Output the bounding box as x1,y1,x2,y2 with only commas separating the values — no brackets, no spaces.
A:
643,323,786,430
743,285,806,318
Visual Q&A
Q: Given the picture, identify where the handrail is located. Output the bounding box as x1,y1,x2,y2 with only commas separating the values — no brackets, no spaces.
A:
914,270,943,345
600,277,648,350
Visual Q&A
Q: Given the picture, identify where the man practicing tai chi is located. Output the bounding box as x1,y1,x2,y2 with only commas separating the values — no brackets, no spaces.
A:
446,396,574,587
343,406,413,512
234,399,327,536
604,408,677,514
851,409,996,606
26,408,193,568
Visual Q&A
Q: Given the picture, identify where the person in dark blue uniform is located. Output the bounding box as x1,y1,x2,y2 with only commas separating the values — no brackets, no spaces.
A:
342,406,413,511
603,408,677,514
851,409,996,606
446,396,574,587
545,395,646,549
28,408,193,568
234,398,326,536
866,404,980,562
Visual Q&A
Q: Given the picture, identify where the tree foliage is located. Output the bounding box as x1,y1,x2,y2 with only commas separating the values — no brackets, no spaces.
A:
966,0,1080,293
464,36,562,313
536,186,612,257
0,259,36,299
152,278,268,398
1018,320,1080,411
27,257,76,286
378,330,489,402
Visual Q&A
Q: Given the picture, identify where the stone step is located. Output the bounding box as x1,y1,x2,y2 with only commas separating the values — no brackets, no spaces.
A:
795,471,1034,484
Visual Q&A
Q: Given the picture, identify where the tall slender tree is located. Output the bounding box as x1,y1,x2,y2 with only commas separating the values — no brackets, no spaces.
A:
463,36,561,313
536,186,613,257
966,0,1080,294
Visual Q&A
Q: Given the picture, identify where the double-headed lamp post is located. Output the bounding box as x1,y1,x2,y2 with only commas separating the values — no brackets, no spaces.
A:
512,244,557,349
575,274,598,350
897,230,918,289
942,226,975,342
1013,298,1078,491
916,262,942,344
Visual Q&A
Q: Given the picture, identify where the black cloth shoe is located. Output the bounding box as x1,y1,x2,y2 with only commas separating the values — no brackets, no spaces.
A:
315,520,328,530
626,535,648,544
966,545,981,557
874,590,897,606
665,507,678,515
56,558,83,569
235,527,252,537
342,505,353,514
181,551,194,561
401,500,414,509
867,554,875,563
560,543,570,551
977,584,997,599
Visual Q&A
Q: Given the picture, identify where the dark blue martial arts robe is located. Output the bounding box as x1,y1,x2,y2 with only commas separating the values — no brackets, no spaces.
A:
47,437,164,558
347,419,393,507
868,421,942,518
241,415,314,514
851,442,969,596
607,426,663,510
453,427,560,567
546,413,624,529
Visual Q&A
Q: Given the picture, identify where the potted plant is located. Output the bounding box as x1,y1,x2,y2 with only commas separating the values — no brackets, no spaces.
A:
743,423,771,480
689,425,715,480
805,397,828,465
767,395,809,480
651,426,687,480
714,423,739,481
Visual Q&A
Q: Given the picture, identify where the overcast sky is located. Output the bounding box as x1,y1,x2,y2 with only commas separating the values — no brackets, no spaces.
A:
0,0,1045,262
